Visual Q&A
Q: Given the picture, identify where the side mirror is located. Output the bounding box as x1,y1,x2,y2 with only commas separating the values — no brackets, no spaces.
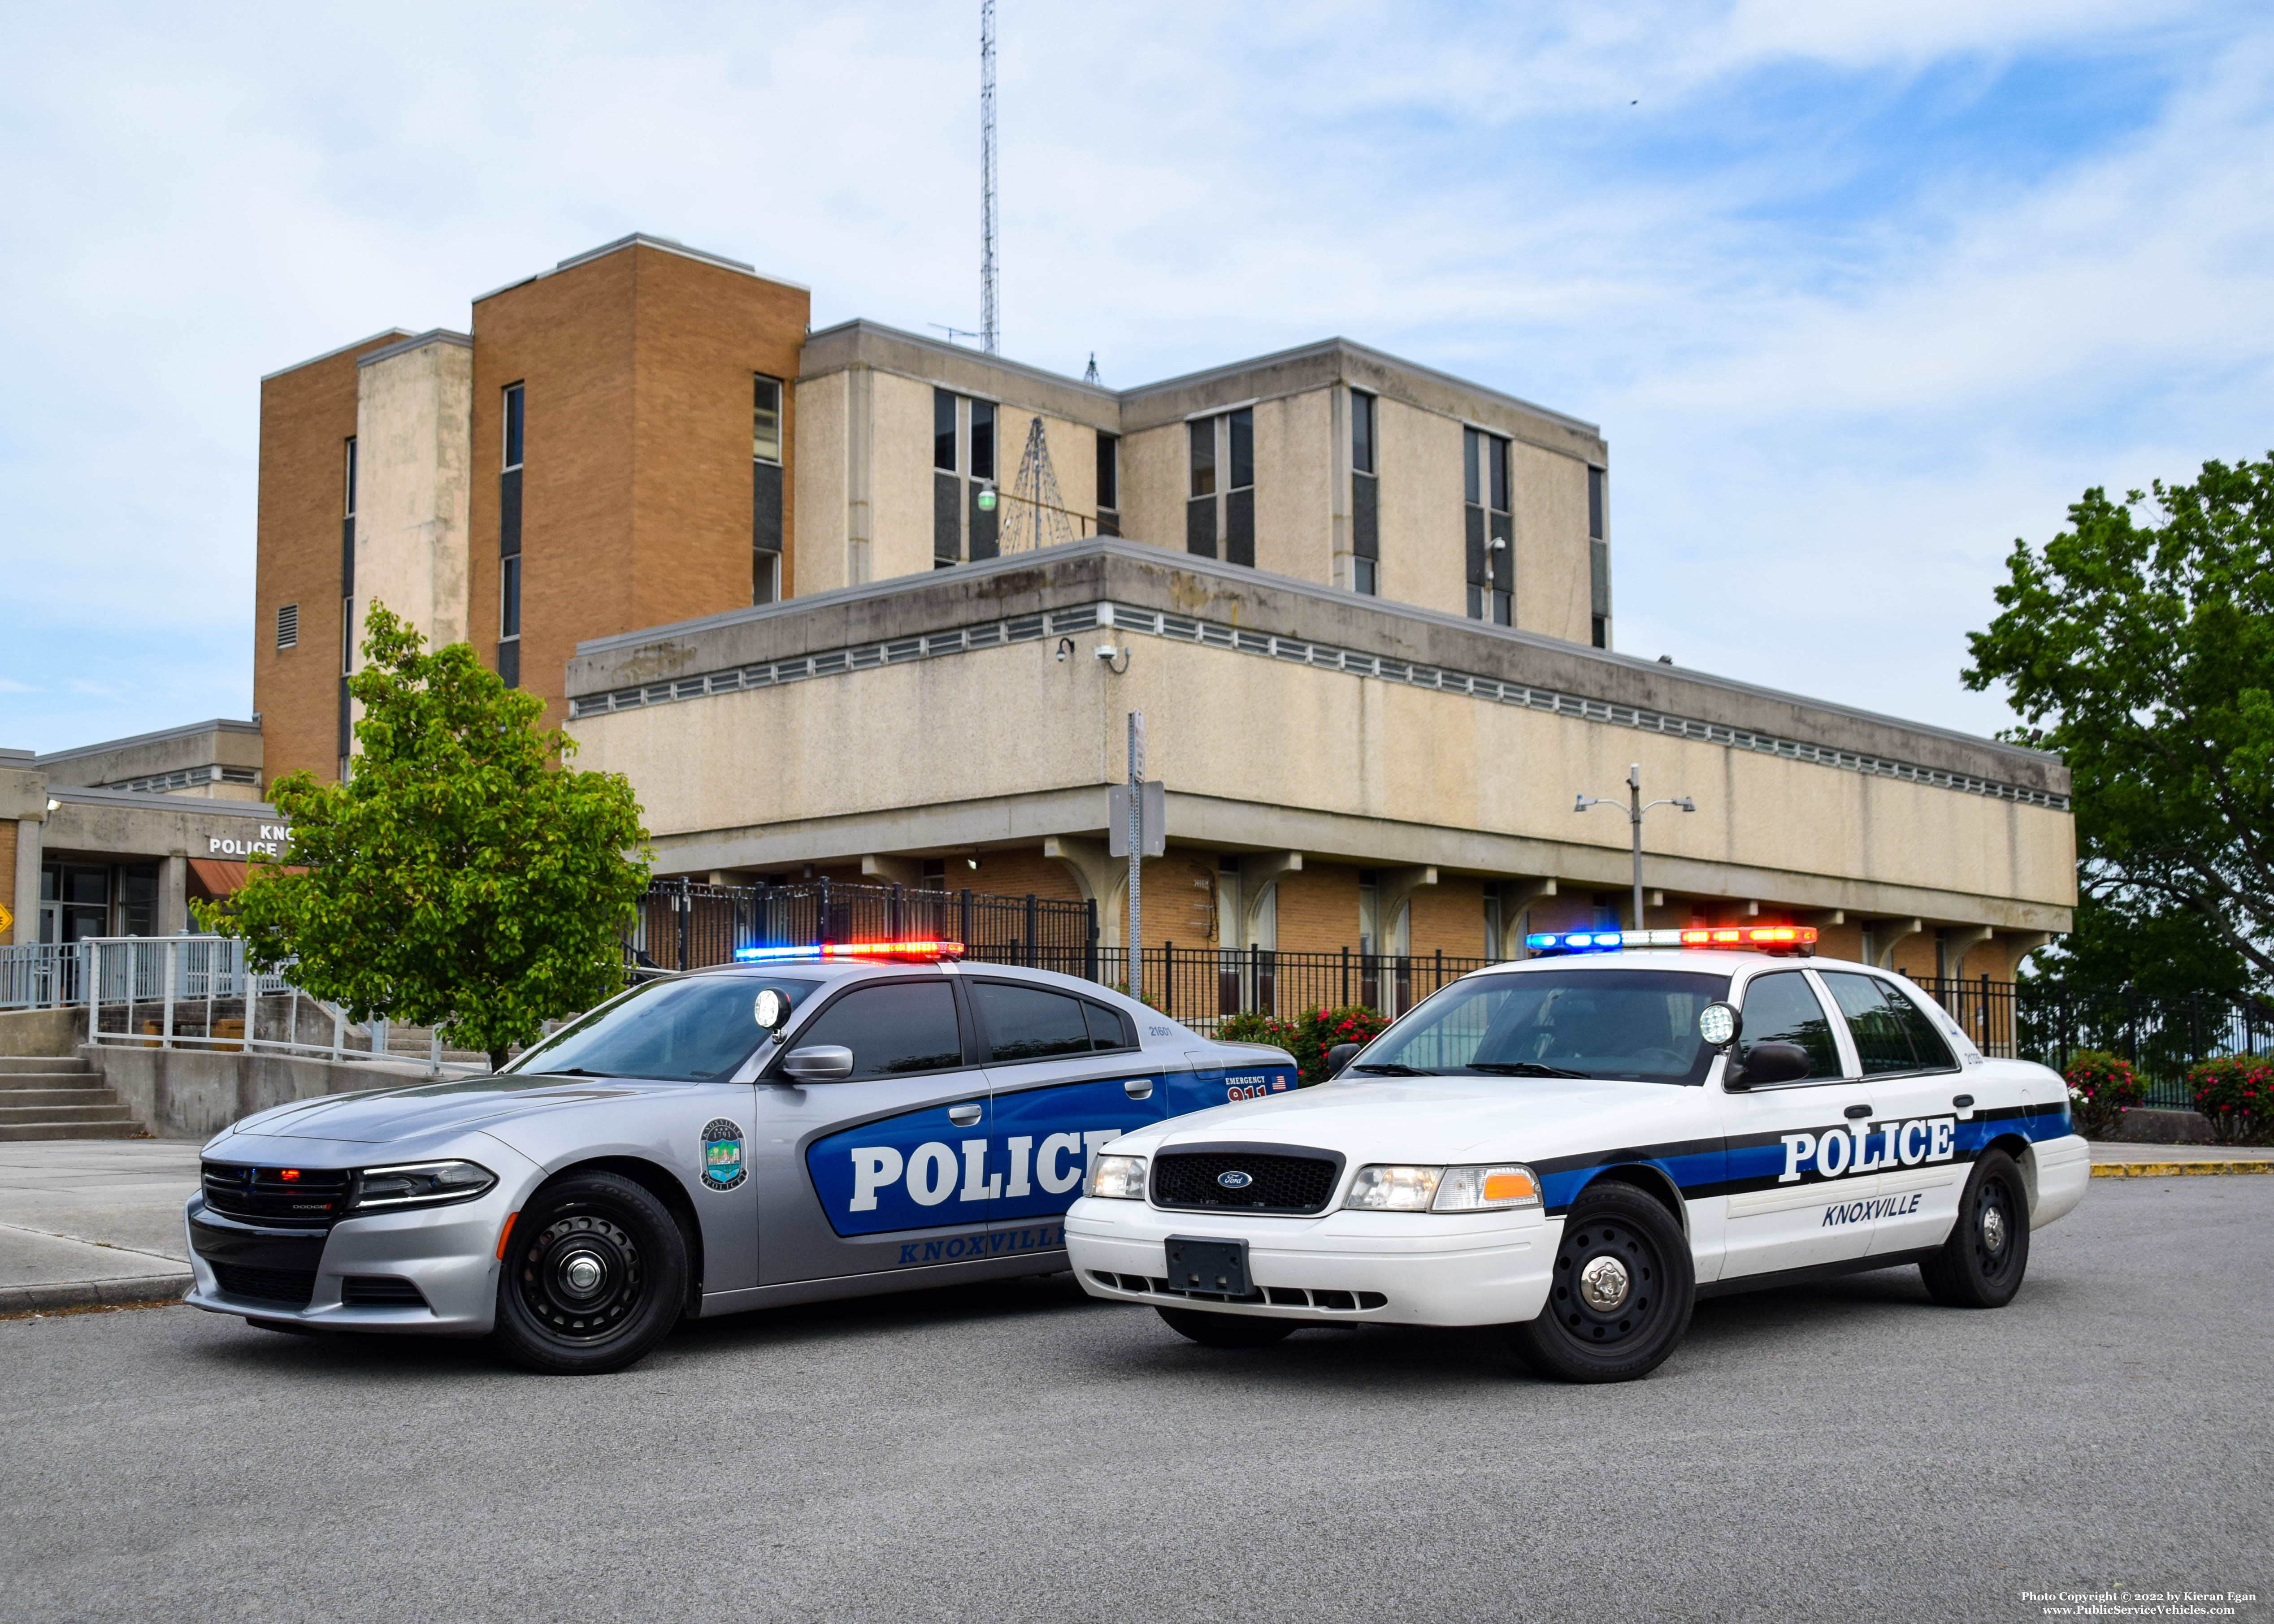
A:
781,1045,855,1082
754,988,793,1032
1727,1040,1810,1089
1326,1042,1362,1078
1698,1001,1741,1049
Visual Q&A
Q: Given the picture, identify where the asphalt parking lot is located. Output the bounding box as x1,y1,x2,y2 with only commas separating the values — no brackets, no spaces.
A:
4,1177,2268,1624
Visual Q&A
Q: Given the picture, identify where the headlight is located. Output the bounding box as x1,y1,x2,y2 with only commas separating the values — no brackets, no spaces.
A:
1344,1164,1442,1210
351,1160,496,1211
1086,1154,1148,1200
1430,1164,1541,1212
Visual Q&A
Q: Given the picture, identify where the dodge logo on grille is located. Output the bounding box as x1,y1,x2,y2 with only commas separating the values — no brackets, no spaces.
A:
1217,1170,1254,1189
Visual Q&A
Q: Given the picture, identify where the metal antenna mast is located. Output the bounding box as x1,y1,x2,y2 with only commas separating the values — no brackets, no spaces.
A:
980,0,998,355
1004,416,1076,553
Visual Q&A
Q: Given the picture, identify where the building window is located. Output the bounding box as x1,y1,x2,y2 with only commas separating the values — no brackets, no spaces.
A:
934,388,957,472
341,598,353,675
1588,465,1610,649
503,383,525,470
1351,390,1378,596
1186,408,1255,565
752,376,782,465
1095,432,1120,536
341,437,356,604
1464,427,1512,626
500,556,522,639
753,374,784,604
933,390,1001,566
343,437,357,518
970,399,995,483
275,603,298,650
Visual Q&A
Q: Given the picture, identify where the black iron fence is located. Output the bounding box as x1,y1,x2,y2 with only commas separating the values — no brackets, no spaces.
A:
624,892,2268,1104
1923,974,2274,1109
628,879,1098,978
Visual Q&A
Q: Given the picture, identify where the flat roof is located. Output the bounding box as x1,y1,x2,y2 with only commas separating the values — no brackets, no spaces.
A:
260,327,417,383
36,718,261,767
475,232,812,304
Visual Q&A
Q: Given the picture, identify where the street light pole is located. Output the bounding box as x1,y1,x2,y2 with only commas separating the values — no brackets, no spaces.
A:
1576,763,1697,931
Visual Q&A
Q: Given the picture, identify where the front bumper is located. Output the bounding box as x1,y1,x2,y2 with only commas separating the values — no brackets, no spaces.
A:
183,1184,515,1337
1064,1195,1555,1326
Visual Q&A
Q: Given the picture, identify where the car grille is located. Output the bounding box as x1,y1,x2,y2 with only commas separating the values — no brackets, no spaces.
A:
1151,1149,1342,1215
1090,1272,1388,1312
210,1263,318,1305
341,1276,428,1308
202,1162,352,1228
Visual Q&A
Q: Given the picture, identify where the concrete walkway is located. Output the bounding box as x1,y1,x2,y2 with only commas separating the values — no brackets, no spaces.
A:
2088,1140,2274,1176
0,1141,198,1313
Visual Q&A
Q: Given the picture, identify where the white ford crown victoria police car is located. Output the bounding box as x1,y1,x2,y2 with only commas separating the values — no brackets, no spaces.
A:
1066,927,2090,1382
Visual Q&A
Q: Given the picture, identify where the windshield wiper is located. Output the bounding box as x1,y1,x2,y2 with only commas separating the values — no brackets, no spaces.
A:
1349,1062,1431,1075
1466,1061,1589,1078
525,1066,616,1078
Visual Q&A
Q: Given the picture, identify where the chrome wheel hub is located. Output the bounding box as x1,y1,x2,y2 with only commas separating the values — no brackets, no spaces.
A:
559,1250,607,1297
1578,1253,1632,1312
1980,1204,2008,1256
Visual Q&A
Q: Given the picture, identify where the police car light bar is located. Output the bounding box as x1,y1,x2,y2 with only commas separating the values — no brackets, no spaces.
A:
732,941,966,963
1523,926,1818,957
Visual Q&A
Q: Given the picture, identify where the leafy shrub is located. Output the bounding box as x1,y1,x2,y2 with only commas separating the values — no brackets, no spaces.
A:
2063,1050,2146,1140
1214,1005,1391,1086
1215,1011,1298,1050
2186,1055,2274,1146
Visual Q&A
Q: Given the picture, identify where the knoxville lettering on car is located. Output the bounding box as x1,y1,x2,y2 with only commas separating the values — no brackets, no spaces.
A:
808,1119,1128,1237
894,1226,1066,1266
1821,1191,1926,1227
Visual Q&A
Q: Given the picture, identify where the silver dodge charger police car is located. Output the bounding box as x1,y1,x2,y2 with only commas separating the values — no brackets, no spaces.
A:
183,944,1296,1373
1067,927,2090,1383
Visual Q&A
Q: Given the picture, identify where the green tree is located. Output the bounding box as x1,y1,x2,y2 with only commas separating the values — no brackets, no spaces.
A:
1963,455,2274,1000
201,607,650,1066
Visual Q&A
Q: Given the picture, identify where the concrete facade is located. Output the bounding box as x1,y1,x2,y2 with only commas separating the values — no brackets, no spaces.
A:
562,541,2073,983
353,332,475,684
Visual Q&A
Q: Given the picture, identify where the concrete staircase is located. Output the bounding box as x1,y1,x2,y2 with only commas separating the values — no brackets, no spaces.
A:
0,1056,144,1141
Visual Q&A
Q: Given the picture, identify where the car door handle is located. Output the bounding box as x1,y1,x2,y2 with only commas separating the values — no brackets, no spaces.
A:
1953,1094,1975,1109
948,1103,982,1126
1844,1104,1874,1119
1124,1078,1154,1100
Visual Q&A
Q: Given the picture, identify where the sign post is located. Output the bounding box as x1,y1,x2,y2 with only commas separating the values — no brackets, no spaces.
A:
1127,711,1145,1003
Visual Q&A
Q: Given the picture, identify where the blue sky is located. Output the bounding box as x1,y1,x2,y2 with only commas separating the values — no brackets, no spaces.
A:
2,0,2270,753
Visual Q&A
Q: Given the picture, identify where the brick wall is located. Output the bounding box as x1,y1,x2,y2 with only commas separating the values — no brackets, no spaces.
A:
469,243,808,730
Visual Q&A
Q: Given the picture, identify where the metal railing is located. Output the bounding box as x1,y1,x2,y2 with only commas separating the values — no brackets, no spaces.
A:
628,878,1098,979
13,937,480,1074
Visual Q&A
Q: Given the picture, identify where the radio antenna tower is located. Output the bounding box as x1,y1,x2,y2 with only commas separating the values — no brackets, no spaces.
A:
980,0,998,355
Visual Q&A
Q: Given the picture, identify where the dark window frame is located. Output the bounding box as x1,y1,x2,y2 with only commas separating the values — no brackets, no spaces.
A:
502,383,525,471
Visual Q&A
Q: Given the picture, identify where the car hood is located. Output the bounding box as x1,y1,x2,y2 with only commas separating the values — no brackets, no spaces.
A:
225,1074,651,1145
1127,1074,1706,1163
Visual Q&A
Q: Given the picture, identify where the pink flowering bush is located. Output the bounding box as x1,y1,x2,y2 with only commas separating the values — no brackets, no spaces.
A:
2063,1050,2145,1140
2186,1055,2274,1146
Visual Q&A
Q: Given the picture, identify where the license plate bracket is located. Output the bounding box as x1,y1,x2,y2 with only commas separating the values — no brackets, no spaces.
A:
1164,1236,1251,1298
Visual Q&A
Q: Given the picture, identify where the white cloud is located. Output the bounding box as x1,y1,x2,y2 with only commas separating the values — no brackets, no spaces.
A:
1,0,2270,750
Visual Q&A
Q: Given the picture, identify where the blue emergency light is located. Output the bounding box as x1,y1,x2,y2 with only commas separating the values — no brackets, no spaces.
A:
732,941,964,963
1524,926,1817,957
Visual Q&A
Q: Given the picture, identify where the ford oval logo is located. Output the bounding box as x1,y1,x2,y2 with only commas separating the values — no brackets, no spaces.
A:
1218,1170,1254,1189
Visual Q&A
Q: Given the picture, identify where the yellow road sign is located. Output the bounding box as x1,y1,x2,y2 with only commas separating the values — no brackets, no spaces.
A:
0,903,12,937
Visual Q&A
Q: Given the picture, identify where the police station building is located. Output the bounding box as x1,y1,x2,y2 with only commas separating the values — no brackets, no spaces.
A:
195,232,2072,981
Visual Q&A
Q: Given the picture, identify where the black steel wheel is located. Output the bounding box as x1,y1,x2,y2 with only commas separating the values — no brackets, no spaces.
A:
1506,1180,1695,1383
491,1171,687,1374
1919,1148,2031,1309
1155,1306,1298,1348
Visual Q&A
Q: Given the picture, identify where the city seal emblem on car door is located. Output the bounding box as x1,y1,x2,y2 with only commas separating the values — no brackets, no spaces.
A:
700,1119,747,1191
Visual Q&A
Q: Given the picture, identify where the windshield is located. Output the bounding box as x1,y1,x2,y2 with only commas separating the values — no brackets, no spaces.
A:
1351,968,1731,1087
508,974,821,1083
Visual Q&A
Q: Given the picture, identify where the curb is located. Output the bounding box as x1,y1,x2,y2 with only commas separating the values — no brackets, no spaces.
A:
2091,1161,2274,1179
0,1273,191,1315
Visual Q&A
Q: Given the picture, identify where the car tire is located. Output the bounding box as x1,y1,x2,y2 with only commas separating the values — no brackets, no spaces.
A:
1506,1180,1694,1384
491,1171,688,1375
1918,1148,2030,1309
1155,1306,1298,1348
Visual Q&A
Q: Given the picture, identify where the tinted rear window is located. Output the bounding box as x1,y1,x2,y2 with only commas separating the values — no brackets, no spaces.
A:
974,982,1094,1062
